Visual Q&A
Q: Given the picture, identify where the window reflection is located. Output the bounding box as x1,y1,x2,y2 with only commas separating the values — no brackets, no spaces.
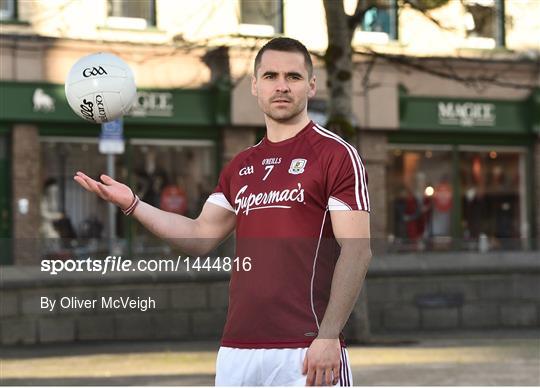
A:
461,150,523,251
387,145,528,252
40,140,109,257
39,139,216,258
387,147,453,252
130,142,215,255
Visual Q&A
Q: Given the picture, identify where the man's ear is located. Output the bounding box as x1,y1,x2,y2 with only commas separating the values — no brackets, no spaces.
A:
251,75,257,97
308,75,316,98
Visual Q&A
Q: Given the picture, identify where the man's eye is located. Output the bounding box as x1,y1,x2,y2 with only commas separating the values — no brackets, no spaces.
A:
264,74,275,79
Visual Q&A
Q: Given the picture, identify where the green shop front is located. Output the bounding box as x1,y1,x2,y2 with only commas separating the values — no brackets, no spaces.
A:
0,81,230,263
386,88,537,252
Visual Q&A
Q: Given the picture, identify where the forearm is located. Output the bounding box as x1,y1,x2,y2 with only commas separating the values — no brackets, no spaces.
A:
73,171,232,254
318,243,372,338
132,200,211,255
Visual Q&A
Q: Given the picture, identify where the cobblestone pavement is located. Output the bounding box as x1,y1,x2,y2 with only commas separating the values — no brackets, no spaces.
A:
1,330,539,386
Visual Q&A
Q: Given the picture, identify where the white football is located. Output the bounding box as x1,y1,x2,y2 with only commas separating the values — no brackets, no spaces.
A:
65,52,136,124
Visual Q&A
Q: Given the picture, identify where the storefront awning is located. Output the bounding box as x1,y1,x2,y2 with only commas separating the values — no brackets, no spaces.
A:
399,85,533,134
0,81,230,126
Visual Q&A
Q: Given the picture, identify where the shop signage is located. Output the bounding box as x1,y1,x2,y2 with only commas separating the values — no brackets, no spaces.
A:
437,102,495,127
32,88,56,113
128,91,173,118
0,81,230,126
399,88,530,134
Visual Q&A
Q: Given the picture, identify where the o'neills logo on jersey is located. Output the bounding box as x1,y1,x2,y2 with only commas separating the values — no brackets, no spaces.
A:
234,183,305,215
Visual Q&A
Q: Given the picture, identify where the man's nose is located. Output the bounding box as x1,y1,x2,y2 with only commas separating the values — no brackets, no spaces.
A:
275,77,290,93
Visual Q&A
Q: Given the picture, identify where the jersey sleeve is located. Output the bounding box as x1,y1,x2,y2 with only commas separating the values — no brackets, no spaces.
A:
206,161,235,213
326,146,370,212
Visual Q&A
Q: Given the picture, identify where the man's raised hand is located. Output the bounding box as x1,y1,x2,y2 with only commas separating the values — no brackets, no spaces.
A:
74,172,134,210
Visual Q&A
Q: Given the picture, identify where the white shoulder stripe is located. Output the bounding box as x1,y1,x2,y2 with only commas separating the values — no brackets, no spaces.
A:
207,193,235,212
328,196,352,211
315,123,369,210
313,124,369,210
312,125,361,209
355,147,370,210
352,146,370,211
315,124,370,210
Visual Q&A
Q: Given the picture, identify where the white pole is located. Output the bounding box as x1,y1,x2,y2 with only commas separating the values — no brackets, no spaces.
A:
107,153,116,252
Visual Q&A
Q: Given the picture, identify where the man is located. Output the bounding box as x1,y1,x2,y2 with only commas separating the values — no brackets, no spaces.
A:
74,37,371,386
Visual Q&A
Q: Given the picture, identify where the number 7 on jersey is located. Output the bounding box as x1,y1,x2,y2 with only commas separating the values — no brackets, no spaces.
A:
263,165,274,181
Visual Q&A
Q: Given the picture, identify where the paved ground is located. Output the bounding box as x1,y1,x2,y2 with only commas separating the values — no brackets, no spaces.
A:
1,330,539,386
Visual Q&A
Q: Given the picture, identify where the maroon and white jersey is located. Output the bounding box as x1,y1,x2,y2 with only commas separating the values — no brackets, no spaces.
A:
207,121,369,348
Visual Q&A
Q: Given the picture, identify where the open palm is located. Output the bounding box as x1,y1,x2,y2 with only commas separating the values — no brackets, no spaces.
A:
74,171,134,210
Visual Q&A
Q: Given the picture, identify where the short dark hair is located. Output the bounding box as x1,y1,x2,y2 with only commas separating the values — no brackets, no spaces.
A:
254,37,313,77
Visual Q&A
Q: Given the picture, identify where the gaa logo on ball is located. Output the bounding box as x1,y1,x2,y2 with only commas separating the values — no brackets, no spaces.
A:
82,66,107,78
65,53,137,124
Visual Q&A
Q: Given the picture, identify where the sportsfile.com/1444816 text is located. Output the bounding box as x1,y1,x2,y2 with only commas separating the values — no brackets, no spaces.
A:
41,256,252,275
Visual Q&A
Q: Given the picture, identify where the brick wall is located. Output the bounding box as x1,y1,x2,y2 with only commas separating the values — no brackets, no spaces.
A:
1,252,538,345
11,124,40,265
367,273,540,332
365,251,540,332
0,274,229,345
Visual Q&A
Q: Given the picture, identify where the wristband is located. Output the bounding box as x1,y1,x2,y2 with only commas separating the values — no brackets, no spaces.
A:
122,193,140,216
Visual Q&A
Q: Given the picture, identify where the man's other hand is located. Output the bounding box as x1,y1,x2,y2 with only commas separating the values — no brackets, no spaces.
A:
302,338,341,386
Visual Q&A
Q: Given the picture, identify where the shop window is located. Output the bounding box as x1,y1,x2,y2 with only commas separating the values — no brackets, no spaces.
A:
39,138,216,258
107,0,156,29
362,6,391,34
387,145,528,253
460,148,525,251
387,146,453,252
0,0,16,20
239,0,283,36
352,5,391,45
40,140,110,257
130,140,216,255
463,0,496,46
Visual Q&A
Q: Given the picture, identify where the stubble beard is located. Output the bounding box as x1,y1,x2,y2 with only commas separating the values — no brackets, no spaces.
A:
261,99,306,123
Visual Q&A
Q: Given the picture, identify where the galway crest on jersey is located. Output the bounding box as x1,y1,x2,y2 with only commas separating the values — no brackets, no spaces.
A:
288,158,307,175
